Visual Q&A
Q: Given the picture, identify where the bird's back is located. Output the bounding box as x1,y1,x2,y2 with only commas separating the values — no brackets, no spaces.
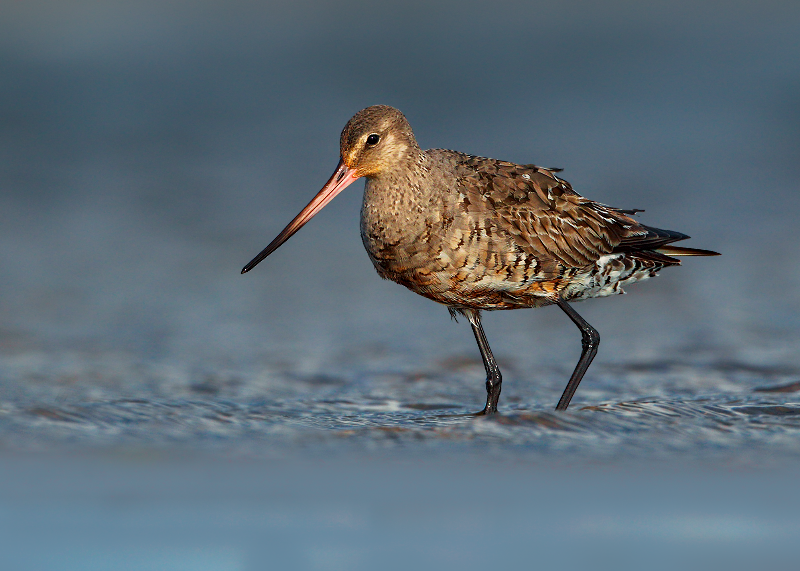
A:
360,148,714,311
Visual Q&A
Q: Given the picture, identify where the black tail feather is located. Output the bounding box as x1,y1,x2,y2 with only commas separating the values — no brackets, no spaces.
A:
613,225,690,253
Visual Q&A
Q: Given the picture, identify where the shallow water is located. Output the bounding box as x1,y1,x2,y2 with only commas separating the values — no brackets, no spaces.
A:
2,348,800,463
1,1,800,568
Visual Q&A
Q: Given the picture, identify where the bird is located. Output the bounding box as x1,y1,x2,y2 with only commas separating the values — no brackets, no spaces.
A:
242,105,719,414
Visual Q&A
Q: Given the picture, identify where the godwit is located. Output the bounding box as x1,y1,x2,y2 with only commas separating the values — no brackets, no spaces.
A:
242,105,719,413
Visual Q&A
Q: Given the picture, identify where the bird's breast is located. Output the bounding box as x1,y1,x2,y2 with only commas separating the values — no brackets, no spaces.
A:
360,197,432,275
360,175,441,267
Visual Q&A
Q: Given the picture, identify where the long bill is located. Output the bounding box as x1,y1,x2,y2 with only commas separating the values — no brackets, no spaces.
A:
241,159,361,274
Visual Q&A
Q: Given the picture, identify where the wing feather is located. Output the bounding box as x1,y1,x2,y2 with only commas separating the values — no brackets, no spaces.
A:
457,155,649,271
447,153,717,285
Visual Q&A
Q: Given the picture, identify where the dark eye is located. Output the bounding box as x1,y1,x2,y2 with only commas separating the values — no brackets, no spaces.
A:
366,133,380,146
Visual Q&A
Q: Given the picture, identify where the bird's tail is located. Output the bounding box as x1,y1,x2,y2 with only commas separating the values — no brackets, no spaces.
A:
655,245,720,257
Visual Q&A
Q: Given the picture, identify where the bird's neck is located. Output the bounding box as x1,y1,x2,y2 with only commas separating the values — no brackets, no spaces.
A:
360,149,436,263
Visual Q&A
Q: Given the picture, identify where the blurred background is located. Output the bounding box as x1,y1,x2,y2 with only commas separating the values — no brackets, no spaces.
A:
0,0,799,569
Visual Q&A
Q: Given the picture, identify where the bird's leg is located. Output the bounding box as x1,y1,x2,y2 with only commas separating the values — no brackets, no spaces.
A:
465,309,503,414
555,300,600,411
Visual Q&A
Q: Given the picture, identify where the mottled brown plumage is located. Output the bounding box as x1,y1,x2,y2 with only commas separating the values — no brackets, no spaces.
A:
243,105,719,413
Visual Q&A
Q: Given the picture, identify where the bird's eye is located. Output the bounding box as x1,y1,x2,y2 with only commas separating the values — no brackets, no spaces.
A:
366,134,380,146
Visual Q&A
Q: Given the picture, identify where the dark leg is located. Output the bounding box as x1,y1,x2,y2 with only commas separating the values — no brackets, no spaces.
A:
555,300,600,411
465,309,502,414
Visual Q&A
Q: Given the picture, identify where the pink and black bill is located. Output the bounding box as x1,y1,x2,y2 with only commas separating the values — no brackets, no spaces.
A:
241,159,361,274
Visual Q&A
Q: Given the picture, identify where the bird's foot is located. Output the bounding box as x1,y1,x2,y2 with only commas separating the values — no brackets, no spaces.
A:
474,403,499,416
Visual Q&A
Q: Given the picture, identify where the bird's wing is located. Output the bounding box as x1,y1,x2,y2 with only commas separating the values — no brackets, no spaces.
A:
456,155,667,270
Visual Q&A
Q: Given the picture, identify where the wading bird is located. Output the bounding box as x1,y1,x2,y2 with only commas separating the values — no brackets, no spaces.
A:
242,106,718,413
